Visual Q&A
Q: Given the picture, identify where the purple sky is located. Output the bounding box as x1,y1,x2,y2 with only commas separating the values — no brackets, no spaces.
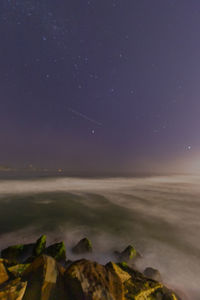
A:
0,0,199,174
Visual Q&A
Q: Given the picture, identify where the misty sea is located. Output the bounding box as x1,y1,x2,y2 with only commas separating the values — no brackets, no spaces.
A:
0,174,199,299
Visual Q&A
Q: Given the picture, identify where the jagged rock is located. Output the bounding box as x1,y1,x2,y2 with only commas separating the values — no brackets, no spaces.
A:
117,262,179,300
65,259,124,300
33,235,46,256
1,244,34,264
106,261,131,283
0,236,182,300
116,245,139,262
64,259,73,268
144,267,162,282
22,255,67,300
0,259,9,285
0,278,27,300
72,237,92,254
8,264,30,277
44,241,66,261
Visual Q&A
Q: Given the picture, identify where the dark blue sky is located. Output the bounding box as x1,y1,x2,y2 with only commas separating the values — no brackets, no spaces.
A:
0,0,199,173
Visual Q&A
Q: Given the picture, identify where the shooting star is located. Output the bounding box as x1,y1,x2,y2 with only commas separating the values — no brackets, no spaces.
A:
68,107,102,126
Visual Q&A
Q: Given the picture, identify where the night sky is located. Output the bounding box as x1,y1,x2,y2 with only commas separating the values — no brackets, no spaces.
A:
0,1,199,174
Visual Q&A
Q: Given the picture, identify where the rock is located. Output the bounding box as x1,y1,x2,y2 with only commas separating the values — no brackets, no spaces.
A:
33,235,46,256
64,259,73,268
117,263,179,300
106,261,131,283
65,259,124,300
1,244,34,264
72,237,92,254
0,259,9,285
22,255,67,300
44,241,66,262
0,278,27,300
144,267,162,281
8,264,30,277
116,245,139,262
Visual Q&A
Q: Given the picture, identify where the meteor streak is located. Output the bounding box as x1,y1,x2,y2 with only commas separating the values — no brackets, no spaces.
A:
68,107,102,126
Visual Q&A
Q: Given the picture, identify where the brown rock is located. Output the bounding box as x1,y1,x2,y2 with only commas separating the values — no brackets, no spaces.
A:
22,255,67,300
65,259,124,300
0,259,9,286
0,278,27,300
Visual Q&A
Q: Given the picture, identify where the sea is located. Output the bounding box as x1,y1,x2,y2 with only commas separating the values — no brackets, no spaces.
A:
0,173,199,299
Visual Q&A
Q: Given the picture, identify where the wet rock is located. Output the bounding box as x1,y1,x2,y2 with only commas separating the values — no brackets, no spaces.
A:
22,255,67,300
8,264,30,278
0,259,9,285
65,259,124,300
33,235,46,256
117,262,179,300
44,241,66,262
115,245,140,262
144,267,162,282
1,244,34,264
106,261,131,283
0,278,27,300
72,237,92,254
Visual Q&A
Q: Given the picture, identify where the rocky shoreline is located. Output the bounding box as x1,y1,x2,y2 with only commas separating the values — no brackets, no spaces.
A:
0,235,181,299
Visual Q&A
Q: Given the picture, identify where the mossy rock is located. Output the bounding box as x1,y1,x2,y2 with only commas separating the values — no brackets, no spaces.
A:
72,237,92,254
44,242,66,261
8,264,30,277
119,245,138,262
106,261,131,283
65,259,124,300
33,235,46,256
1,244,34,264
22,255,67,300
0,260,9,285
0,278,27,300
117,263,179,300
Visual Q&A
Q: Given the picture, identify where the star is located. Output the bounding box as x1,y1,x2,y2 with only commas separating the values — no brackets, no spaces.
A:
186,145,192,150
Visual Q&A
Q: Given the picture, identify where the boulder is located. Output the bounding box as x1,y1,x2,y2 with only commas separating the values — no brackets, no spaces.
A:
22,255,67,300
44,241,66,262
1,244,34,264
0,278,27,300
72,237,92,254
117,263,179,300
33,235,46,256
0,259,9,285
65,259,124,300
144,267,162,282
8,264,30,278
106,261,131,283
116,245,139,262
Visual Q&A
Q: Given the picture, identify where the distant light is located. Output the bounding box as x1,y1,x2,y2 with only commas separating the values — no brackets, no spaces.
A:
186,145,192,150
58,169,63,173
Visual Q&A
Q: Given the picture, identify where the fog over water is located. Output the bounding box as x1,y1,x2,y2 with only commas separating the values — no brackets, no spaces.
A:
0,175,199,299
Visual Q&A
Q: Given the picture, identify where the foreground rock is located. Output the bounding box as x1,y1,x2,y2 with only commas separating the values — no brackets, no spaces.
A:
72,237,93,254
44,242,66,262
1,244,34,265
65,259,124,300
118,262,178,300
0,278,27,300
0,259,9,285
22,255,66,300
0,236,181,300
33,235,46,256
144,267,162,282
